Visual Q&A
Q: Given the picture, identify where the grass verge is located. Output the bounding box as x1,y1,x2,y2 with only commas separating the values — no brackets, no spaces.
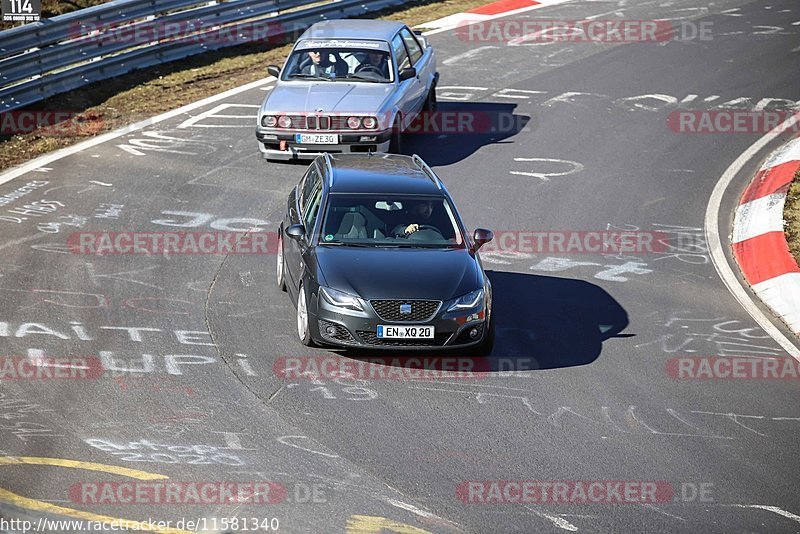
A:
783,169,800,265
0,0,487,171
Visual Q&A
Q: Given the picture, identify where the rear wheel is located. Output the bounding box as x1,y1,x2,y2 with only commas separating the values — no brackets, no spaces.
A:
389,116,403,153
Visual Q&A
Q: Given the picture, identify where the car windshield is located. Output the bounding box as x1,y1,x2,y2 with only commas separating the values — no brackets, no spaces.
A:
283,47,393,83
319,195,465,248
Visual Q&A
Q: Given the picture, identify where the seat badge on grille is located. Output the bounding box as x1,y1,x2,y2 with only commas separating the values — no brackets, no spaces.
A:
399,304,412,315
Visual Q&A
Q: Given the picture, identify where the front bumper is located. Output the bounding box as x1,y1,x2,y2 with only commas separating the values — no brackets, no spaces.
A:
256,129,392,160
309,294,489,350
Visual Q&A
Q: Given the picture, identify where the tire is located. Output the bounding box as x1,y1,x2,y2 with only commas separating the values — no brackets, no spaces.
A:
296,283,315,346
276,232,286,292
423,83,437,112
389,116,403,153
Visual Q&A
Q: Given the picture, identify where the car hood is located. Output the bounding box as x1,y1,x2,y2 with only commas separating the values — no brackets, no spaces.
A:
313,247,481,301
263,82,393,115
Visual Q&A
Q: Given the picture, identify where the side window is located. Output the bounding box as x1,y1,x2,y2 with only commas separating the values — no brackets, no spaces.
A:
299,167,318,214
391,35,410,73
303,184,323,233
400,28,423,64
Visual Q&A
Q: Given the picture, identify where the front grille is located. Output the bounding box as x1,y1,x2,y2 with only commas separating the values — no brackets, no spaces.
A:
357,331,452,347
288,115,307,129
319,320,355,343
370,299,441,322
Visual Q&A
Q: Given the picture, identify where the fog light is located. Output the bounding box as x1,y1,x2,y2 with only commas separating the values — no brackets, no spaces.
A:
469,327,480,338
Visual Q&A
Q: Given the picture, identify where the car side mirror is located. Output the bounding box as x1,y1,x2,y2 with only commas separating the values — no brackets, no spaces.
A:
267,65,281,78
471,228,493,253
285,224,306,241
399,67,416,82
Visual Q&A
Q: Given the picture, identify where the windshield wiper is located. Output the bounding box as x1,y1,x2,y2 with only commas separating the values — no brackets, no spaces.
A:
288,73,332,81
341,74,382,83
320,242,372,247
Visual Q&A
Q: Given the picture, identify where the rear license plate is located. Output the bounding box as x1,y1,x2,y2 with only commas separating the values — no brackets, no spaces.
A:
295,133,338,144
377,325,434,339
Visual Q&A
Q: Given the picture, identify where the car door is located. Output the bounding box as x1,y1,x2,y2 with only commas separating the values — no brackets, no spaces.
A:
391,33,420,129
399,27,430,116
285,165,321,294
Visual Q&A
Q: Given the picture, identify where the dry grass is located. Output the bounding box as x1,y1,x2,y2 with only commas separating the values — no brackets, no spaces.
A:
783,169,800,265
0,0,488,170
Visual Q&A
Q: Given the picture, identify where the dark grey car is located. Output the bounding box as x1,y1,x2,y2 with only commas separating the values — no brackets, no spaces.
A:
276,153,494,354
256,20,438,161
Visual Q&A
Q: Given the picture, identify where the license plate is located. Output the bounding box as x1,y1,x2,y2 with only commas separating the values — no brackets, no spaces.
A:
295,133,338,144
377,325,434,339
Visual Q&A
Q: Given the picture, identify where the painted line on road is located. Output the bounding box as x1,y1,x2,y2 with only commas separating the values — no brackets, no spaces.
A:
0,77,276,188
0,456,189,534
704,112,800,359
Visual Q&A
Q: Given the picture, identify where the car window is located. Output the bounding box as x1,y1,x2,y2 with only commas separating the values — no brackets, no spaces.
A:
391,35,411,73
299,167,319,214
303,183,323,233
399,28,423,64
319,194,464,248
282,45,392,83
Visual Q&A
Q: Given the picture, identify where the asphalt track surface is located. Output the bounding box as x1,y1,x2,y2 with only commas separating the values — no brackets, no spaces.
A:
0,0,799,532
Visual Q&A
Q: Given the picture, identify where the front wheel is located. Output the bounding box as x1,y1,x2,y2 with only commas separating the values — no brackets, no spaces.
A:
389,116,403,153
423,83,437,112
296,284,315,346
276,232,286,291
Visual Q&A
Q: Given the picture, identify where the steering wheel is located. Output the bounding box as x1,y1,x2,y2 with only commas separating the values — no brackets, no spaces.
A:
354,64,383,76
405,224,444,238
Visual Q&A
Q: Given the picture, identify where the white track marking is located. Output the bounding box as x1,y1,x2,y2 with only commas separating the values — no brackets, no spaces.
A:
442,46,498,65
704,110,800,359
178,103,260,129
728,505,800,523
524,507,579,531
0,77,275,187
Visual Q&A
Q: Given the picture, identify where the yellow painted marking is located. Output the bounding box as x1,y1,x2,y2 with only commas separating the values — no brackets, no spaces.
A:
346,514,432,534
0,456,190,534
0,456,168,480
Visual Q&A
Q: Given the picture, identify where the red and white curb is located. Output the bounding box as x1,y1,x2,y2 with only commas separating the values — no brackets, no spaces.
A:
732,136,800,333
416,0,570,33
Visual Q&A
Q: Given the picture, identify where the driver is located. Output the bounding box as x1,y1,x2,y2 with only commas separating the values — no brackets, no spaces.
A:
395,199,435,236
356,52,389,78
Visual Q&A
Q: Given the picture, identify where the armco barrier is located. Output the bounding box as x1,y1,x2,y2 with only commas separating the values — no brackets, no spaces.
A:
0,0,406,112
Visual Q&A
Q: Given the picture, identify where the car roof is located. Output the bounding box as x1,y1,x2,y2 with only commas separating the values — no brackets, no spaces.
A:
324,154,446,195
299,19,406,42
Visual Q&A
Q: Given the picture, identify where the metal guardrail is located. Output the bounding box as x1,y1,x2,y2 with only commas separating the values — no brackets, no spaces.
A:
0,0,406,112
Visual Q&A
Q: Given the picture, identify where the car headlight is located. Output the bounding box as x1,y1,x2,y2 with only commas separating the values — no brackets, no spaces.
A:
362,116,377,129
277,115,292,128
320,287,364,311
447,288,484,312
347,116,361,129
262,115,277,127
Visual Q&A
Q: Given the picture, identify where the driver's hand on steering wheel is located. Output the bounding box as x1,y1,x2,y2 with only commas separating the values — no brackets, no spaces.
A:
404,224,419,235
